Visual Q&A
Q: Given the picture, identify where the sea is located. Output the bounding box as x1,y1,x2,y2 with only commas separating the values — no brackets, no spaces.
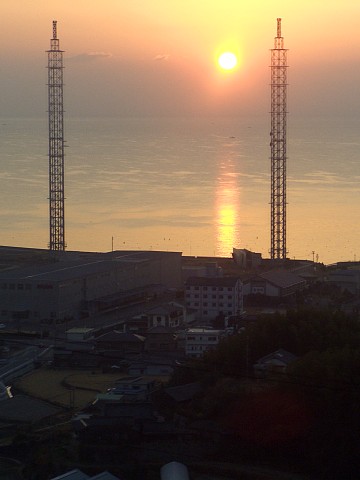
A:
0,115,359,265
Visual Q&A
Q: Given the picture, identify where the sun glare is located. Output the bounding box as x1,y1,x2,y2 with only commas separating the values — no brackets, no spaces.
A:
218,52,238,70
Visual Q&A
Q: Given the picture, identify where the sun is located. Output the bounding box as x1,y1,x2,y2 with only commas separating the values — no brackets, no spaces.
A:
218,52,238,70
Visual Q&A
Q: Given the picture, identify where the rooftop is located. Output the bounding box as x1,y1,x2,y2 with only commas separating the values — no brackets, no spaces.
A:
185,276,240,287
0,249,180,283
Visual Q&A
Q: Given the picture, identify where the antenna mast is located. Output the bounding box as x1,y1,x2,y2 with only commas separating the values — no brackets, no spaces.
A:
270,18,288,260
47,20,66,251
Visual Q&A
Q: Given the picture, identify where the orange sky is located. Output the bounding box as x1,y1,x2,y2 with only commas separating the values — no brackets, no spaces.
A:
1,0,360,117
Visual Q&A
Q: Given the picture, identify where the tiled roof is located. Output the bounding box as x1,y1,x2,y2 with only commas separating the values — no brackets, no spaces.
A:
260,270,306,288
51,470,122,480
256,349,297,366
91,473,122,480
51,470,89,480
96,331,145,343
165,382,202,402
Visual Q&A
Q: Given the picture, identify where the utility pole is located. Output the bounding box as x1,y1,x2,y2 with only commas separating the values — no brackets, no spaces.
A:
270,18,288,260
47,21,66,251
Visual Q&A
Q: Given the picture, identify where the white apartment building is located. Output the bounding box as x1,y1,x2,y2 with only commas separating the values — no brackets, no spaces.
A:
185,276,243,320
185,327,224,358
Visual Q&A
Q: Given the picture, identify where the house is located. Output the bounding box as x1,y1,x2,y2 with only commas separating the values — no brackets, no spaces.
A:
146,302,185,329
144,326,177,353
95,331,145,355
124,314,148,334
125,302,188,335
254,349,297,377
185,276,243,320
107,376,158,401
185,327,224,358
91,385,156,408
243,269,306,297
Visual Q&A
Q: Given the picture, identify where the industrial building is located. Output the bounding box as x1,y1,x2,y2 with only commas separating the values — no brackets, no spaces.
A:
0,248,182,325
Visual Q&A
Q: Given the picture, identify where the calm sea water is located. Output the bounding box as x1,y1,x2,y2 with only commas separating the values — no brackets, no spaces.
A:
0,115,359,265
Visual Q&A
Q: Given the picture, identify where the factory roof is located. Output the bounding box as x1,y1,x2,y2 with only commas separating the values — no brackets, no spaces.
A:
0,250,180,283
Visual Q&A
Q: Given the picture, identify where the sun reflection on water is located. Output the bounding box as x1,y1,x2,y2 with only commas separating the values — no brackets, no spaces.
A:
215,154,241,257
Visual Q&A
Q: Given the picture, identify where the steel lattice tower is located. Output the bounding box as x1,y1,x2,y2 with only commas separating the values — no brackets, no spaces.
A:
47,20,65,251
270,18,288,260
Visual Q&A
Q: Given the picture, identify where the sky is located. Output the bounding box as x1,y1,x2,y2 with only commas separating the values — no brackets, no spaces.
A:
2,0,360,119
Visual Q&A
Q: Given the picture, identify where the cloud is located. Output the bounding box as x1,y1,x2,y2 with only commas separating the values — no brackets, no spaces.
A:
154,54,170,61
68,52,113,62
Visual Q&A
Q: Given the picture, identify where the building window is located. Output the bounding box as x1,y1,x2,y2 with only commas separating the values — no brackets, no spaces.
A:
25,284,32,290
9,284,15,290
1,284,7,290
208,336,217,341
203,310,208,315
17,284,24,290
